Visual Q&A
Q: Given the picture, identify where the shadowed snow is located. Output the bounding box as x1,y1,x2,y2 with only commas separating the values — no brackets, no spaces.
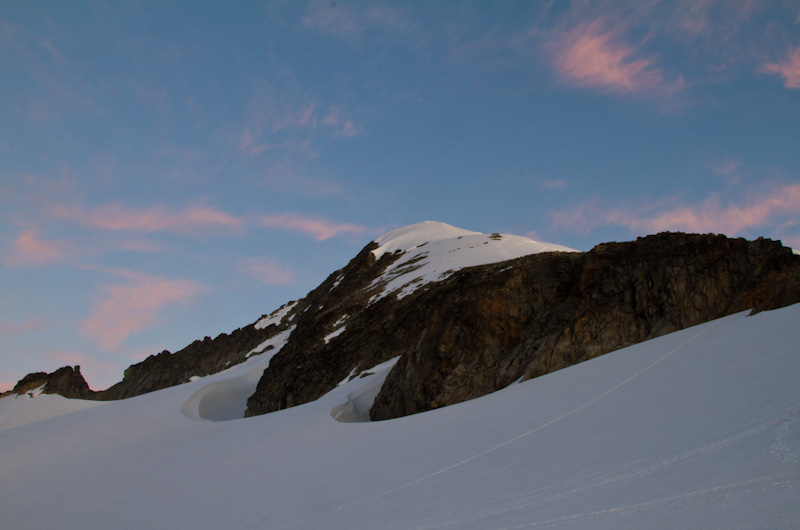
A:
330,357,399,422
1,306,799,529
181,363,266,422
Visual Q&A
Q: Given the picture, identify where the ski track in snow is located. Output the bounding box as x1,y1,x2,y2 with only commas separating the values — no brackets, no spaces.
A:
3,304,799,530
771,408,800,465
486,470,800,530
278,318,727,529
411,413,800,530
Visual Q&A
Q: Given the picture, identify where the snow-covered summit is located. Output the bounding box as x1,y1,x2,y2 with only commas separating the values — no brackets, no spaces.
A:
369,221,577,302
372,221,481,258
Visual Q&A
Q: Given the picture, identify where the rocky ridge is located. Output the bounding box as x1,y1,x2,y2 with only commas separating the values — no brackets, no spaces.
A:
6,223,800,422
1,365,94,400
246,229,800,420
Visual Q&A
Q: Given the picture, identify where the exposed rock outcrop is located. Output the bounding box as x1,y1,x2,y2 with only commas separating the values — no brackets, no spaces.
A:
370,233,800,419
8,228,799,424
5,366,94,400
4,305,300,401
97,304,300,400
245,232,800,420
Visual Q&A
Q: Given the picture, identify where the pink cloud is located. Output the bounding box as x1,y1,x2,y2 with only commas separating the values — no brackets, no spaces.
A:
540,179,568,190
53,202,243,236
546,21,684,96
550,184,800,238
0,318,50,335
260,213,365,241
322,106,361,138
712,159,741,177
82,274,204,351
239,258,296,285
339,119,360,138
524,229,543,242
5,229,68,266
110,237,163,253
268,101,319,134
760,45,800,89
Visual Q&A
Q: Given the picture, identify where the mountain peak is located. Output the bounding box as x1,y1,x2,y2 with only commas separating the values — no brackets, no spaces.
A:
372,221,480,259
369,221,577,302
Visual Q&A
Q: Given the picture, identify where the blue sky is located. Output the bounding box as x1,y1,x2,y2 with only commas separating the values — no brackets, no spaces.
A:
2,1,799,391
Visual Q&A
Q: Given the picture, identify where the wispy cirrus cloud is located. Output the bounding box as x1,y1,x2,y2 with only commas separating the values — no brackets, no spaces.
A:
239,257,296,285
545,20,684,97
712,159,741,177
550,184,800,240
4,229,70,266
260,213,366,241
238,89,361,157
52,202,243,236
322,107,361,138
0,318,51,336
302,1,413,40
540,179,568,190
760,45,800,89
81,270,204,351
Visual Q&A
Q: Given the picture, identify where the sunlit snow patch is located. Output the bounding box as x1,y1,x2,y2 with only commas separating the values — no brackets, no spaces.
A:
369,221,576,302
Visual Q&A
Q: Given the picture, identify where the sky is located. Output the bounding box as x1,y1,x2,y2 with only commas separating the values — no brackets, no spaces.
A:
2,0,799,391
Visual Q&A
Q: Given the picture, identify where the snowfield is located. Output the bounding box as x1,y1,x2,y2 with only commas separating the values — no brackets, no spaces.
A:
369,221,577,301
1,304,799,529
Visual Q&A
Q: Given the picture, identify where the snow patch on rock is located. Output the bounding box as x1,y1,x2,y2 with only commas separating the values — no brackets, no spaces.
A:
369,221,577,302
255,301,298,330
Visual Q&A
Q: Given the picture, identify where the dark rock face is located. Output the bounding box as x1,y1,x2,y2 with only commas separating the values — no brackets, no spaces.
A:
6,366,94,400
370,233,800,420
9,232,799,423
4,303,300,401
97,306,299,400
244,232,800,420
244,243,405,414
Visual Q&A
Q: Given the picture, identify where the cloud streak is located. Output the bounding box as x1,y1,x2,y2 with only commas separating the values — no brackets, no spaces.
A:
760,45,800,89
260,213,366,241
545,21,684,97
53,203,243,236
0,318,51,336
550,184,800,239
82,272,204,351
239,258,296,285
302,2,413,39
5,229,69,266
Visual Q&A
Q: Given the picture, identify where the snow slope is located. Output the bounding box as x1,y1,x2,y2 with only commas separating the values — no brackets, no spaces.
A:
1,305,799,529
370,221,577,301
